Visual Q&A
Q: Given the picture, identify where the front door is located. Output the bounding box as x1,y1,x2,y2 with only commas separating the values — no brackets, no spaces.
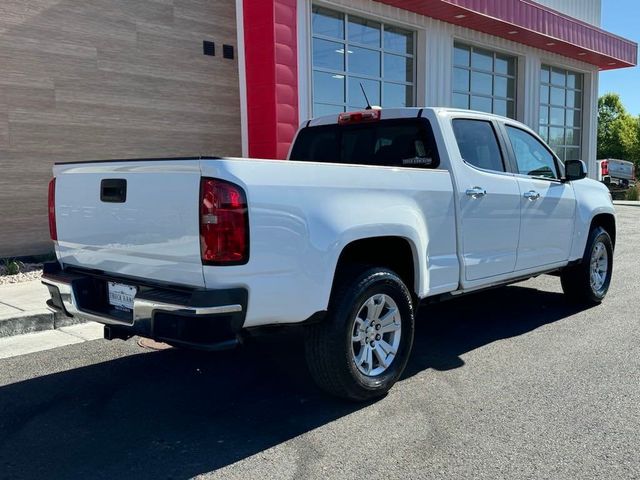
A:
451,118,521,282
504,125,576,270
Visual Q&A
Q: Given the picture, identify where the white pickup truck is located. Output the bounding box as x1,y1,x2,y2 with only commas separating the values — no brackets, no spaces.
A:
597,158,636,189
43,107,616,401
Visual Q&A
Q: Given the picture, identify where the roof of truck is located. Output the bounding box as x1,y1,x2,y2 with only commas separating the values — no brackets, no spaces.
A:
306,107,518,128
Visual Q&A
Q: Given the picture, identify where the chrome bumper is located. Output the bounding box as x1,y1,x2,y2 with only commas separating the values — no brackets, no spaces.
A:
42,276,243,326
41,263,248,350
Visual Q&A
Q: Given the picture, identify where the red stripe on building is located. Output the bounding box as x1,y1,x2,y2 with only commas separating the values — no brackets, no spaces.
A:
377,0,637,69
243,0,299,160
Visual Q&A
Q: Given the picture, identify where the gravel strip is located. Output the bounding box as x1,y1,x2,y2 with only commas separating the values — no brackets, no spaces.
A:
0,264,43,285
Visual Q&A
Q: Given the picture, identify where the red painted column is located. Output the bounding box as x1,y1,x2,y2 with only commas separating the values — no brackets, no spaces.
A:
243,0,299,159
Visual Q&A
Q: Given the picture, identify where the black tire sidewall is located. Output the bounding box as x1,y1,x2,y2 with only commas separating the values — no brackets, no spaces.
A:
337,269,414,395
586,228,613,301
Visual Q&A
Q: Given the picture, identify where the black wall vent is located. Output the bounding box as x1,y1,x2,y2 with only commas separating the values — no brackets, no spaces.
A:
223,44,234,60
203,41,215,56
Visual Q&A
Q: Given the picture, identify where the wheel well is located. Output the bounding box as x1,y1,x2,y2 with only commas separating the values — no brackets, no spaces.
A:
333,236,416,295
591,213,616,248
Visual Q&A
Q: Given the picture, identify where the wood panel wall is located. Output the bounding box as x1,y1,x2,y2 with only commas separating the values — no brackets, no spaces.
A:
0,0,242,257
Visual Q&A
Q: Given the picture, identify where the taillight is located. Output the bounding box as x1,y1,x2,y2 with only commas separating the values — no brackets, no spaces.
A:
338,109,381,125
601,160,609,176
48,178,57,241
200,178,249,265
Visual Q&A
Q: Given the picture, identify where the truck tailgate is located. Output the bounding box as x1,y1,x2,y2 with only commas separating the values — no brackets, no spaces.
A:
608,159,634,181
53,159,205,288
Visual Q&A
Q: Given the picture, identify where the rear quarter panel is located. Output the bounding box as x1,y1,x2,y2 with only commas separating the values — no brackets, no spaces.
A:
200,158,458,327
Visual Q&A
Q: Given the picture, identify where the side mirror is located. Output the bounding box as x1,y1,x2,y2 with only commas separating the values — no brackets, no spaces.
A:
564,160,587,182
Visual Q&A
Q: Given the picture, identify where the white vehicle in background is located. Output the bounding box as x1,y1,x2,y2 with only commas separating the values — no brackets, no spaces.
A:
43,107,616,401
597,158,636,189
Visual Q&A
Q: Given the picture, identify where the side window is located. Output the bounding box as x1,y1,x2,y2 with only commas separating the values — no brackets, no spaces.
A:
506,126,558,179
452,119,505,172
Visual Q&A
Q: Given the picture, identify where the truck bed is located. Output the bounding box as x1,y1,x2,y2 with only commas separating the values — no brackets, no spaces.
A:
53,156,458,324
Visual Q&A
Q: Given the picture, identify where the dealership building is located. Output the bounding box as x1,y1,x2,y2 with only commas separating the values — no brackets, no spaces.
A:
0,0,636,256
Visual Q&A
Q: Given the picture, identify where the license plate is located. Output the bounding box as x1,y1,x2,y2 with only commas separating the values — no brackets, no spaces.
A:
107,282,137,311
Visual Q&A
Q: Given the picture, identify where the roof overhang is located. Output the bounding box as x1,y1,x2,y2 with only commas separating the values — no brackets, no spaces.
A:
376,0,637,70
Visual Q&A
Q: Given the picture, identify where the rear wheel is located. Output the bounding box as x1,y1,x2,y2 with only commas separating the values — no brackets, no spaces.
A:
304,267,415,402
561,226,613,304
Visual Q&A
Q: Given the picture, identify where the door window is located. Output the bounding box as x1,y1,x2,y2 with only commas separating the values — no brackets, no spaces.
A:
452,119,505,172
506,126,558,179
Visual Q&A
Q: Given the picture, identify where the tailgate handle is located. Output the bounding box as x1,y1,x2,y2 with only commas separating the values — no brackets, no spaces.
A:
101,179,127,203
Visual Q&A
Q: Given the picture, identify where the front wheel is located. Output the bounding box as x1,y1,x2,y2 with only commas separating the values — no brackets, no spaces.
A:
304,267,415,402
561,226,613,304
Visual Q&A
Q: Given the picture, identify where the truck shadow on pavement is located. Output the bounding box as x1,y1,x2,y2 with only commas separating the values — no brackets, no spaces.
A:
0,284,590,479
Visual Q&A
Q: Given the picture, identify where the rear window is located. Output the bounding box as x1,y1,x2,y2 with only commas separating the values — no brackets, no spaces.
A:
290,118,440,169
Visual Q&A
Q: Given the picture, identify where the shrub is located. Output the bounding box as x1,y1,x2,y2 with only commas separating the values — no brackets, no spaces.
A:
1,258,23,276
626,185,639,201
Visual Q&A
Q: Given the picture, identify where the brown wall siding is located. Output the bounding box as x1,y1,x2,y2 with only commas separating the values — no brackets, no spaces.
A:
0,0,241,257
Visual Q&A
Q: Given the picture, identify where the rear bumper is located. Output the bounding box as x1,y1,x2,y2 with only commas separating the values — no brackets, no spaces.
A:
41,262,247,350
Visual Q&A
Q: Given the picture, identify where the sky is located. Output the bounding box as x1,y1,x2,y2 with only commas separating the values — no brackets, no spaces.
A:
599,0,640,115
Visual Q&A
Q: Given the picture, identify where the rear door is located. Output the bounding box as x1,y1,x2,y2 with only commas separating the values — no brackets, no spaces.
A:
54,158,205,287
450,118,521,281
502,125,576,270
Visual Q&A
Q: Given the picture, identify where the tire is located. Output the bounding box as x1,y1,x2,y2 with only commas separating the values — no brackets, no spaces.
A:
304,267,415,402
561,226,613,304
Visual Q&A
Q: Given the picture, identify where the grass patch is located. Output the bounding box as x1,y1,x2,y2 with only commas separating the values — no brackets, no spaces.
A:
626,185,639,201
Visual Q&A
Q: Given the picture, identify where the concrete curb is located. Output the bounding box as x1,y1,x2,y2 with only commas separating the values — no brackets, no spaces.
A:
613,201,640,207
0,310,86,339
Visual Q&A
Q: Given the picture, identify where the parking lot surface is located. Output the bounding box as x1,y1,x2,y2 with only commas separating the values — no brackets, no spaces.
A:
0,206,638,480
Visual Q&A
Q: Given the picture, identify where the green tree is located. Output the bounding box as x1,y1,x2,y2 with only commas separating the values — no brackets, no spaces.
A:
597,93,640,162
630,117,640,171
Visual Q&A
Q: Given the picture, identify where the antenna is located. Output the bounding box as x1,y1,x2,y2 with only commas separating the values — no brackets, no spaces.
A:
360,82,373,110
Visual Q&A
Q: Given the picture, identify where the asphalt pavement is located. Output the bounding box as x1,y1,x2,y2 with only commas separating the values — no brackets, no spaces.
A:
0,206,638,480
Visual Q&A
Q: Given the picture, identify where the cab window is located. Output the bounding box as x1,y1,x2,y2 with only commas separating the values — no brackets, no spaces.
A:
506,126,559,179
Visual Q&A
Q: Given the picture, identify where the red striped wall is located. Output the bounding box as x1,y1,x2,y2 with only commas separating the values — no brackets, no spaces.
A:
243,0,299,160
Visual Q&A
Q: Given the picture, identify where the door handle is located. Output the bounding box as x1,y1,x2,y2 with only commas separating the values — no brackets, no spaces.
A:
465,187,487,199
524,190,541,201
